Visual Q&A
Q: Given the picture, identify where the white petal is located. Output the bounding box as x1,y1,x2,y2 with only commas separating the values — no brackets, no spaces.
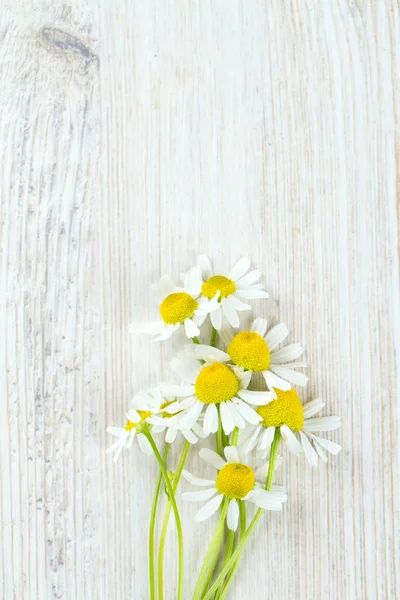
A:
235,289,269,299
270,344,304,363
226,295,252,311
163,396,196,413
182,429,198,444
237,389,275,406
182,488,218,502
203,403,219,435
312,439,328,462
125,409,140,423
219,326,235,347
249,489,285,510
188,344,230,363
308,433,342,455
184,318,200,338
220,402,236,435
197,255,214,279
303,398,325,418
165,427,178,444
137,433,153,455
221,297,240,327
269,365,308,387
160,383,195,397
199,448,226,470
254,461,271,481
280,425,303,455
227,500,240,531
106,426,126,437
237,369,252,390
299,431,319,467
263,370,291,392
241,424,262,454
210,307,222,330
224,446,240,463
195,494,224,522
227,401,246,429
258,426,275,451
177,401,204,430
150,275,176,301
233,399,263,425
303,416,341,432
235,270,261,288
250,317,268,337
265,323,289,351
229,256,250,281
170,357,201,383
182,470,215,486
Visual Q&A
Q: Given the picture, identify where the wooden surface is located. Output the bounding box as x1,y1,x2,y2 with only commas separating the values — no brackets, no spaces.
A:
1,1,399,599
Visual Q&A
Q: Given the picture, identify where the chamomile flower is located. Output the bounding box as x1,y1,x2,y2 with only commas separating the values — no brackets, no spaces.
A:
196,255,269,330
148,400,207,445
160,345,274,437
240,388,341,467
182,446,287,530
106,387,167,461
220,317,307,395
131,267,219,341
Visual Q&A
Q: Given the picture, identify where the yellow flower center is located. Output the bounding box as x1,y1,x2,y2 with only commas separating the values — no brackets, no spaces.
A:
159,292,198,325
216,463,255,499
227,331,271,372
125,410,152,431
257,389,304,431
202,275,236,299
195,363,239,404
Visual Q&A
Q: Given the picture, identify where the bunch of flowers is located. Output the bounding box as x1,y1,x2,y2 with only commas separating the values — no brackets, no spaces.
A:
107,255,341,599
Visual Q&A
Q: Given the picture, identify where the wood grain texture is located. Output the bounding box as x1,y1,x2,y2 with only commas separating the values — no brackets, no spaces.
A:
1,1,399,598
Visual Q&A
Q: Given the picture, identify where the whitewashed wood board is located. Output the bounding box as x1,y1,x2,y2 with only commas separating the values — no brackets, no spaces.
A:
1,1,399,599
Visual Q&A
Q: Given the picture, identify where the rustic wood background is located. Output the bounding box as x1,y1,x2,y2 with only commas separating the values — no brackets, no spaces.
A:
1,1,399,599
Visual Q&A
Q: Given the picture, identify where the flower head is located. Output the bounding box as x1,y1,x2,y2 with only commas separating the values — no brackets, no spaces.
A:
240,388,341,466
221,317,307,394
130,267,219,341
160,345,275,436
182,446,287,530
106,388,166,460
197,255,269,330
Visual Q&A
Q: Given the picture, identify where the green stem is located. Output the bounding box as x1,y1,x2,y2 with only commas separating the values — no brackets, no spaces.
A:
212,428,239,598
202,431,281,600
215,502,246,600
199,522,225,599
192,500,229,600
149,443,170,600
193,336,200,344
145,432,184,600
210,327,217,347
158,441,190,600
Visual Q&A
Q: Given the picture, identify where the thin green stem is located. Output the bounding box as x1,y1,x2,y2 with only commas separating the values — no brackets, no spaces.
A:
202,431,282,600
199,522,225,599
210,327,217,347
148,444,170,600
230,427,239,446
214,502,246,600
193,336,200,344
158,441,190,600
192,500,229,600
145,432,184,600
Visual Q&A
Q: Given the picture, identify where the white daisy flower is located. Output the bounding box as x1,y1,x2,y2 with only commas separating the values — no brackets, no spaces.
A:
148,402,207,445
181,446,287,530
240,388,341,467
196,255,269,330
130,266,219,341
220,317,307,395
160,345,274,437
106,387,169,461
